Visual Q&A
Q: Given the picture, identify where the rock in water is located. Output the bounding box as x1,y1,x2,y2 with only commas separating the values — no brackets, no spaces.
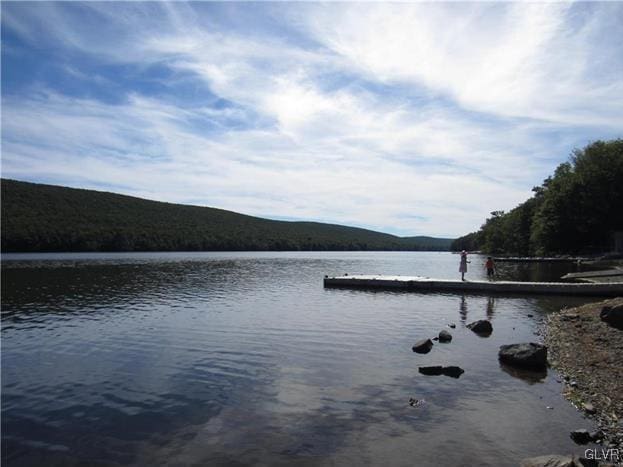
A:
438,330,453,343
418,366,464,378
441,366,464,378
600,304,623,330
467,320,493,336
412,339,433,354
498,343,548,369
570,429,592,445
418,366,443,375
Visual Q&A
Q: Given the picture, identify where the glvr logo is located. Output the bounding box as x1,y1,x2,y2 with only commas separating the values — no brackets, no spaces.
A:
584,448,620,462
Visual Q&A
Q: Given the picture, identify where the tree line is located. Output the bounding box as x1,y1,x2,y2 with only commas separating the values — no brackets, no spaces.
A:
452,139,623,255
1,179,453,252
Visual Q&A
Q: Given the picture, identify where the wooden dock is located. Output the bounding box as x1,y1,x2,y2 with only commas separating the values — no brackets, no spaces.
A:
561,268,623,283
323,275,623,296
492,257,588,263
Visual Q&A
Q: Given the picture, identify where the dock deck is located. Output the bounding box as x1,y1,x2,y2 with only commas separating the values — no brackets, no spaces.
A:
323,275,623,296
560,268,623,283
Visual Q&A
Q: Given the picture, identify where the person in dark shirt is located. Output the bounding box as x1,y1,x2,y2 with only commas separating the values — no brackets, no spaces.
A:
485,257,495,280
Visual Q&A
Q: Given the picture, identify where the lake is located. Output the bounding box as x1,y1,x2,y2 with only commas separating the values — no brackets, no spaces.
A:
0,252,604,466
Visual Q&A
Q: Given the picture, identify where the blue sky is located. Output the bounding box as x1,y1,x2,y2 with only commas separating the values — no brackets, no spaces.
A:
2,2,622,237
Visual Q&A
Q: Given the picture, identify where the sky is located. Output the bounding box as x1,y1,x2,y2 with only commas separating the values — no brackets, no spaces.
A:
2,2,622,238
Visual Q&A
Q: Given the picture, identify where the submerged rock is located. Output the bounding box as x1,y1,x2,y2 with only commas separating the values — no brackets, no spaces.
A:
498,343,548,369
412,339,433,354
438,330,453,343
467,319,493,336
408,397,424,407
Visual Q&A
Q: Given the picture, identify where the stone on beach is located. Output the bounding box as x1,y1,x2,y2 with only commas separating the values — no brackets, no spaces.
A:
583,402,596,414
467,319,493,336
519,454,583,467
412,339,433,354
498,343,548,369
600,303,623,330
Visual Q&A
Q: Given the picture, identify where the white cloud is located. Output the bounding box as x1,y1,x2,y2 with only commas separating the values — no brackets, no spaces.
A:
1,90,534,236
2,2,622,237
298,3,623,127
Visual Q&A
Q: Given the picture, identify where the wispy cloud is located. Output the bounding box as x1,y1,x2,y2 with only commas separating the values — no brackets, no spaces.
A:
2,2,622,237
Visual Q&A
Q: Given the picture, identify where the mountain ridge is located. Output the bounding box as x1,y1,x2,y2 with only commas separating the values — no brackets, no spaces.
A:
1,179,453,252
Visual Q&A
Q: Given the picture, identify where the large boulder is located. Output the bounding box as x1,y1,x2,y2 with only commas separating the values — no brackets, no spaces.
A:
498,343,548,369
600,304,623,330
412,339,433,354
467,319,493,336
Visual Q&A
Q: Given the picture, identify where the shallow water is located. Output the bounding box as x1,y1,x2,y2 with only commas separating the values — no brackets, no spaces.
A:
0,252,605,466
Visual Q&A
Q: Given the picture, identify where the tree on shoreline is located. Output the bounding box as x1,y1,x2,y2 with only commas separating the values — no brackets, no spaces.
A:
452,139,623,255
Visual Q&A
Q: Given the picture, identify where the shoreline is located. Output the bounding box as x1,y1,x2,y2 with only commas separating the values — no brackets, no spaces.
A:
545,297,623,451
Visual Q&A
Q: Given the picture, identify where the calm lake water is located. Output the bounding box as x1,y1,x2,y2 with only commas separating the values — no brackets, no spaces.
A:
0,252,605,466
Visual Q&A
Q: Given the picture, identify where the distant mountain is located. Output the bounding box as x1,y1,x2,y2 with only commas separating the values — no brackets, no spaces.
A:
1,179,454,252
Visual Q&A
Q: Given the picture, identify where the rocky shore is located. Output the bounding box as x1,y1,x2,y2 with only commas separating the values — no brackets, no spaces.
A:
545,297,623,451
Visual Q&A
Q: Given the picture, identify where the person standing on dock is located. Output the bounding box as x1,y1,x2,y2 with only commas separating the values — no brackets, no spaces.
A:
485,257,496,280
459,250,470,281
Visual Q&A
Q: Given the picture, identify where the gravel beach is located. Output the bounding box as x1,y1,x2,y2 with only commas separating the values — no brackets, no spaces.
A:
545,297,623,451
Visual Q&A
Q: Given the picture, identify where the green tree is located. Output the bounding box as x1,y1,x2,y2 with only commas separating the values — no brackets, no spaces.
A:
453,139,623,255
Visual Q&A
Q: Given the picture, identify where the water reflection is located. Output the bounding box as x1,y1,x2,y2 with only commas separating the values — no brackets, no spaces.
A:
459,295,468,323
486,296,496,319
458,296,496,326
499,362,548,384
1,252,606,466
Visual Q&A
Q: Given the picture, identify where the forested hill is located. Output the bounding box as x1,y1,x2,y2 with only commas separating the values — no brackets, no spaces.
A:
1,179,453,252
451,139,623,256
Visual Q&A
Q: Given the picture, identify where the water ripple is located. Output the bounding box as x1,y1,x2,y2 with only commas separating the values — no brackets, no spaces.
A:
1,252,604,466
